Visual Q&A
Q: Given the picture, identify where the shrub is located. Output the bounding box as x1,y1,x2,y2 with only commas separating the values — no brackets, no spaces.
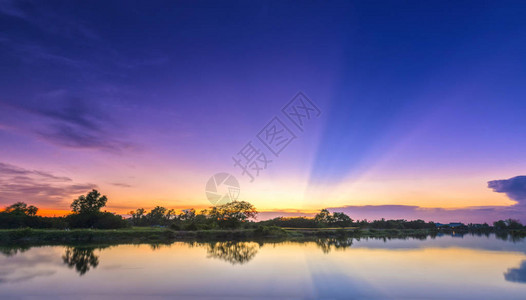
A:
254,225,287,237
66,212,128,229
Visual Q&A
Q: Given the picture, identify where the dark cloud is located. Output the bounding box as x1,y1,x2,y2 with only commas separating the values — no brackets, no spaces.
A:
0,162,96,207
488,176,526,206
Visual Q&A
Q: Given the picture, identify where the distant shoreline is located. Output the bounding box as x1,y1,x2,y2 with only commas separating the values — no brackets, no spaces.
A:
1,227,525,246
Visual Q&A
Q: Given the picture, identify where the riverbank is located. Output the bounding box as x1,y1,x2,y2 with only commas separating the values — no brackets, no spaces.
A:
2,226,525,245
0,227,427,244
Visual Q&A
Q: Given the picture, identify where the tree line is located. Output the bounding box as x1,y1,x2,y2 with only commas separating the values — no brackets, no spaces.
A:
0,190,127,229
1,189,524,231
0,189,258,230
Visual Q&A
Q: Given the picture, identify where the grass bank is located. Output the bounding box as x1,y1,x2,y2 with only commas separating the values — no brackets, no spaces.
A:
0,226,446,245
1,227,524,245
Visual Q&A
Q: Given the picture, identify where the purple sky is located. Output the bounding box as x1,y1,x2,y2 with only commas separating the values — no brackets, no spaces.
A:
1,1,526,222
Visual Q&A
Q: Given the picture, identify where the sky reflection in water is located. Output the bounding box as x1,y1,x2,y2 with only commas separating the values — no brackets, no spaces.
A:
1,234,526,299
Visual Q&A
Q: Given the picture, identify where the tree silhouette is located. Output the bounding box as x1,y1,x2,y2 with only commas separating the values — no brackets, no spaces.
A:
314,209,334,227
208,201,258,228
4,202,38,216
332,212,353,228
71,190,107,214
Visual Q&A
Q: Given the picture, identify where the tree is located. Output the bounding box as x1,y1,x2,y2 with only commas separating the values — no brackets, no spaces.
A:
505,219,523,230
147,206,168,225
208,201,257,229
332,212,353,228
67,190,126,229
314,209,334,227
494,220,507,230
130,208,146,225
166,209,177,220
4,202,38,216
179,208,196,221
27,205,38,216
71,190,107,214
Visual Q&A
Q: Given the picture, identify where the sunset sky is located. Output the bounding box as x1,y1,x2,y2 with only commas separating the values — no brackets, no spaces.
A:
1,1,525,222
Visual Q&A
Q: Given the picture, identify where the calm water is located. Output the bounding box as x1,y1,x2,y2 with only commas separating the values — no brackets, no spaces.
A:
1,234,526,299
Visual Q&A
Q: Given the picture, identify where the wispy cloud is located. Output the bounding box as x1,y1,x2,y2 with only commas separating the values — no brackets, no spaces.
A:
0,0,100,41
0,162,96,207
1,91,134,152
36,124,131,152
0,163,71,182
0,1,167,72
111,182,132,188
7,42,87,68
0,0,27,19
32,98,133,152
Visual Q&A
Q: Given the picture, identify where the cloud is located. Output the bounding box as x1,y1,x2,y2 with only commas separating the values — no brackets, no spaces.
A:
30,94,132,152
9,42,87,68
1,92,134,152
111,182,132,188
295,176,526,223
0,162,96,207
488,176,526,206
0,162,71,182
0,0,27,19
0,0,99,41
36,123,132,152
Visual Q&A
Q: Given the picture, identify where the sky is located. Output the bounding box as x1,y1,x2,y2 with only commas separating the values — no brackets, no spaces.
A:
1,0,525,222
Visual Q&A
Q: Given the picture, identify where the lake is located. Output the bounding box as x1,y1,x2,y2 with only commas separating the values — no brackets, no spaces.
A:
1,233,526,299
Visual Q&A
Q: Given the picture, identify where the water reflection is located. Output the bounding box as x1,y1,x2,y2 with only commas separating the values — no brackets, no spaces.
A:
0,245,30,257
0,246,58,284
315,237,354,253
0,233,524,288
148,243,172,251
495,232,526,243
505,260,526,284
204,241,260,265
62,246,103,275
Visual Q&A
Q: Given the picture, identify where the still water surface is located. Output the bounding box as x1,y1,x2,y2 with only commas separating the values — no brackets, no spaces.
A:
1,234,526,299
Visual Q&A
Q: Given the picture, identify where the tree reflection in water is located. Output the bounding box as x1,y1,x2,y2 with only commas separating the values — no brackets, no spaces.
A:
62,246,101,275
0,245,30,257
315,237,354,254
205,241,260,265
